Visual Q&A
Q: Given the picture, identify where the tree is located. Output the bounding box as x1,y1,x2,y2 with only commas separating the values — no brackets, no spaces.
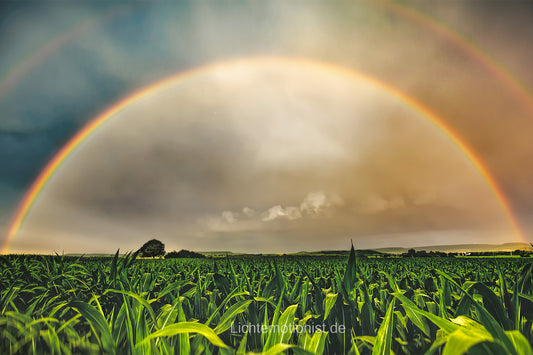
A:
165,249,205,259
138,239,165,258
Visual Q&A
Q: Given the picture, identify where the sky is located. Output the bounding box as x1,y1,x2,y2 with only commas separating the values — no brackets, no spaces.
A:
1,1,533,254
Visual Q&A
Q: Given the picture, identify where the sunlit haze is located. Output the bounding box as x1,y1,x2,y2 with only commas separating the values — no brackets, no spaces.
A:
1,2,533,253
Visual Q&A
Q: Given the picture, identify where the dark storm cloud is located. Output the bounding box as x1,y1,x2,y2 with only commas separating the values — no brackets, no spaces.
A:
0,121,80,187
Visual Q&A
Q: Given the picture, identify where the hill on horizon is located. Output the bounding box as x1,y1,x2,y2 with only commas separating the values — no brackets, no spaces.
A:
373,242,531,254
198,242,532,256
38,242,531,257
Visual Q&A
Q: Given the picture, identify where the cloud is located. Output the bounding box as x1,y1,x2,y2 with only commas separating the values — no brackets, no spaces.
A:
10,60,522,254
362,195,406,214
197,213,238,232
261,191,344,221
242,207,255,217
300,191,343,216
262,205,302,221
196,191,343,229
206,191,342,224
221,210,238,223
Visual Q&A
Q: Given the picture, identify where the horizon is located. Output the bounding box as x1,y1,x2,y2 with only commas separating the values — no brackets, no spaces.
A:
4,240,531,256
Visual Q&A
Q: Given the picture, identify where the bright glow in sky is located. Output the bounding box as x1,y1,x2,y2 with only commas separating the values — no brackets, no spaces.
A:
1,2,533,253
13,61,514,253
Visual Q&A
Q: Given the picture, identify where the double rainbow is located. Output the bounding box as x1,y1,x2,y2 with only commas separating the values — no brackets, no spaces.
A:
1,57,525,253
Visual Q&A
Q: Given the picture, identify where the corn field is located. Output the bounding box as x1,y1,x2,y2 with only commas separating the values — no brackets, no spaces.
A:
1,246,533,354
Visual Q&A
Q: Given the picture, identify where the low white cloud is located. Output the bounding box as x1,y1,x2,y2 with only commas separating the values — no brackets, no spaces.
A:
221,210,238,223
262,205,302,221
198,210,238,231
261,191,342,222
300,191,343,215
203,191,343,225
242,207,255,217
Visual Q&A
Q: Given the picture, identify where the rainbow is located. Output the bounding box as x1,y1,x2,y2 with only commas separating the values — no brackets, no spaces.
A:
1,57,526,253
0,5,126,101
2,2,533,119
377,0,533,116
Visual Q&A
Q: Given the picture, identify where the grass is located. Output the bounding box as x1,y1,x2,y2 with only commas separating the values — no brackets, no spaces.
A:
1,246,533,354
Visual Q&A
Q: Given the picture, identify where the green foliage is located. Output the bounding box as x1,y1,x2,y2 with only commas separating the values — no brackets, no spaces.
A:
165,250,206,259
1,251,532,354
138,239,165,258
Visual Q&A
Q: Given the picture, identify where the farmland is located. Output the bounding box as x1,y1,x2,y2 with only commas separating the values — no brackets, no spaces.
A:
1,248,533,354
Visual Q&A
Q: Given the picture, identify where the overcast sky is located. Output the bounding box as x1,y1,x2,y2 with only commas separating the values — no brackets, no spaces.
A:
1,1,533,253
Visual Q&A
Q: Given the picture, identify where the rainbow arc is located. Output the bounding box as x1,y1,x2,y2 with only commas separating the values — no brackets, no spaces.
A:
1,57,525,253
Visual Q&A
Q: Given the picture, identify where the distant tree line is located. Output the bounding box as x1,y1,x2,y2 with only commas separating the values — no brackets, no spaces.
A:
165,249,206,259
400,249,450,257
400,248,532,258
135,239,532,259
136,239,207,259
